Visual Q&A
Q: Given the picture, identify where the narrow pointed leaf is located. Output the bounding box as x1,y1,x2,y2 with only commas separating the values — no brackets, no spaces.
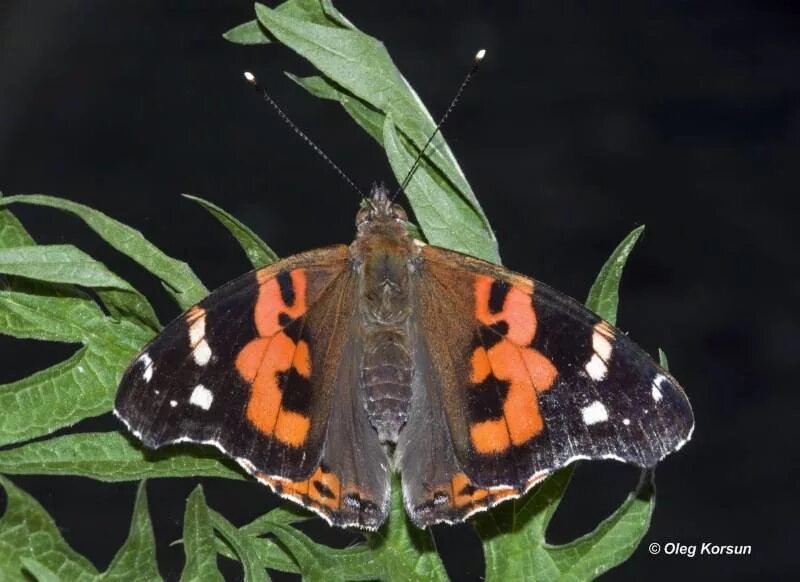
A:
384,118,497,261
0,195,207,309
214,535,300,575
239,505,313,536
0,432,245,481
0,476,98,580
98,482,160,580
0,208,35,248
224,0,349,45
214,505,312,575
210,510,269,581
318,0,356,28
183,195,278,268
223,20,271,44
659,348,669,369
585,225,645,325
0,245,135,292
0,244,159,330
545,471,655,579
181,486,224,582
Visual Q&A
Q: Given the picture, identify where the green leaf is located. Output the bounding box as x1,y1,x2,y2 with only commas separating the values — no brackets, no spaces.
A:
476,468,574,581
223,20,271,44
0,244,136,294
0,476,98,580
183,195,278,268
546,472,655,580
0,288,150,447
21,557,61,582
98,482,161,581
223,0,349,45
477,469,655,581
362,479,449,581
288,74,386,142
0,432,245,482
585,225,645,325
0,207,35,248
247,521,376,580
252,2,498,261
209,510,269,581
239,506,313,533
181,486,224,582
233,478,446,581
0,244,159,331
214,534,300,576
384,117,497,260
212,506,312,575
658,348,669,369
0,195,207,309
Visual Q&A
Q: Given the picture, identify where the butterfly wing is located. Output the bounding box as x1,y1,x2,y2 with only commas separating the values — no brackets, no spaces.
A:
114,245,389,528
398,244,693,525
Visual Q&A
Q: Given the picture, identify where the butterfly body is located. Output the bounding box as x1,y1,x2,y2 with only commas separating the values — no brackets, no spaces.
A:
351,194,417,443
114,184,693,530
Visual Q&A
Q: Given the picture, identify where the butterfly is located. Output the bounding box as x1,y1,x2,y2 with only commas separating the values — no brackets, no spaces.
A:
114,184,694,530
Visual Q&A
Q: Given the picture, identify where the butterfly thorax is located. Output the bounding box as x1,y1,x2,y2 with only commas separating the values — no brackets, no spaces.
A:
350,185,418,443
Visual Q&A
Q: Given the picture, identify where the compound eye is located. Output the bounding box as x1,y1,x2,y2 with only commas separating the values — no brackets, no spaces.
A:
391,204,408,222
356,206,372,226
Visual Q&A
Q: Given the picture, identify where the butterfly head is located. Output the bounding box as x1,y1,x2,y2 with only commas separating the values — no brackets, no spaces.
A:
355,183,409,238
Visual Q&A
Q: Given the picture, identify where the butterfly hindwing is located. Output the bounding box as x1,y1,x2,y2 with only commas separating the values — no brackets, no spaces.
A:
398,244,693,524
115,245,389,527
257,316,390,529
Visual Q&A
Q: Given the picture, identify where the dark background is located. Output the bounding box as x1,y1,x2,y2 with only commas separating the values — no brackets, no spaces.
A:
1,1,797,580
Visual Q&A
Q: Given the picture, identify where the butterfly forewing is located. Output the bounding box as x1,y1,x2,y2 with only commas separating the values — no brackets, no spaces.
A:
115,245,392,528
397,245,693,517
115,248,349,477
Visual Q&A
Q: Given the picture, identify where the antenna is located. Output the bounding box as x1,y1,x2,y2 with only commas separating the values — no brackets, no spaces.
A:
394,48,486,198
243,71,365,198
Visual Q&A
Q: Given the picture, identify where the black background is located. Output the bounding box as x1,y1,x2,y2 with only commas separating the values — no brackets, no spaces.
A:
1,1,797,580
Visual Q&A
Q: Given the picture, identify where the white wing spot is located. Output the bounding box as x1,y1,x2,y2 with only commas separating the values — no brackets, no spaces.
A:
188,311,212,366
139,353,154,382
193,340,212,366
188,314,205,346
651,374,665,402
592,330,613,361
623,418,631,426
189,384,214,410
585,323,614,381
585,354,608,381
169,399,178,408
581,400,609,425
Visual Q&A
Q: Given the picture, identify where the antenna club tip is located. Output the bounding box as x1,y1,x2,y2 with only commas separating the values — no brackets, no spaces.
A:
243,71,256,84
475,49,486,61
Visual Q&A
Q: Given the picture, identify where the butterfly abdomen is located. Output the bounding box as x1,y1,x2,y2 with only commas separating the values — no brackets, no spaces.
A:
355,231,417,444
361,328,413,443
